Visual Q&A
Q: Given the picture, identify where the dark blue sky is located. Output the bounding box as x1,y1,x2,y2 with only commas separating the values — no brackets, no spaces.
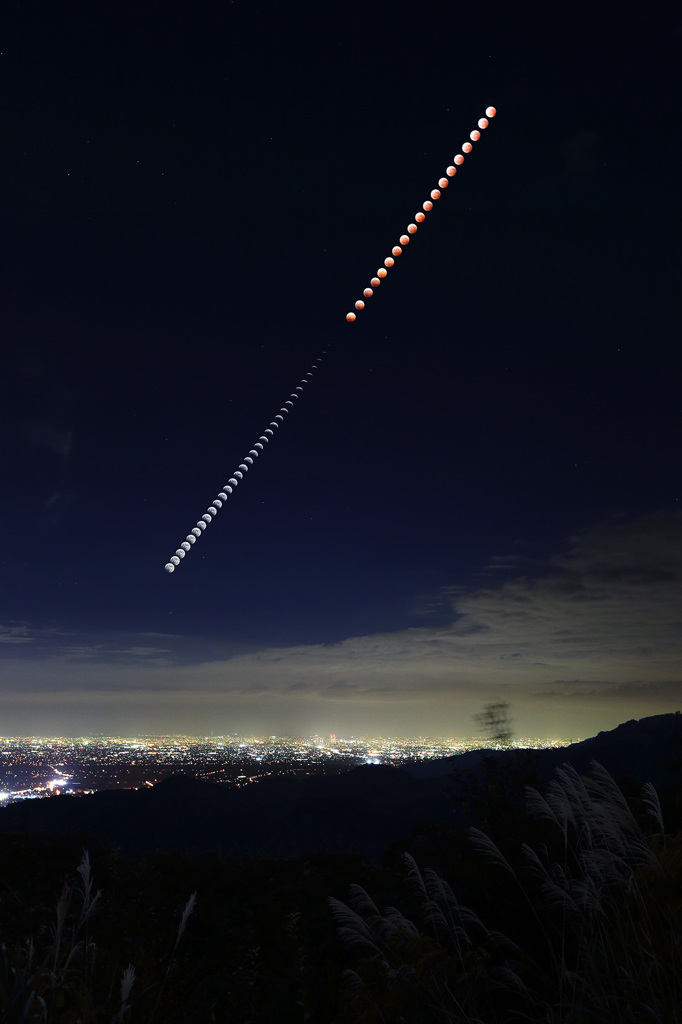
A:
1,4,680,737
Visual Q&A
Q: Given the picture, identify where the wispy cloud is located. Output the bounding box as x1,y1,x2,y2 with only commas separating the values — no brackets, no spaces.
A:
0,624,33,645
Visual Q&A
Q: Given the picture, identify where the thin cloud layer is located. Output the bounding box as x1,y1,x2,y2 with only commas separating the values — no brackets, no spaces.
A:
0,624,33,645
0,511,680,736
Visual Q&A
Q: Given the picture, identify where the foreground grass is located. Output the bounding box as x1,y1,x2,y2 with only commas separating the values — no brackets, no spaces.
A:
0,836,371,1022
332,760,682,1023
0,757,681,1022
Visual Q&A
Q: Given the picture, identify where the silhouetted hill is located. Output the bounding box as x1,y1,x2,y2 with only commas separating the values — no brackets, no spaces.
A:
405,712,682,790
1,713,681,859
0,763,454,860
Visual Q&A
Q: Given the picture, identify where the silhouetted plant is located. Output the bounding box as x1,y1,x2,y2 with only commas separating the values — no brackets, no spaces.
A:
331,761,682,1023
0,939,47,1023
0,848,191,1023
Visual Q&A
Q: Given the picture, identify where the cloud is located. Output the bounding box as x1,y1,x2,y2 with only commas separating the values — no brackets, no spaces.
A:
442,510,682,676
322,681,358,698
0,624,33,645
56,644,173,665
0,626,176,664
0,511,680,735
532,680,682,702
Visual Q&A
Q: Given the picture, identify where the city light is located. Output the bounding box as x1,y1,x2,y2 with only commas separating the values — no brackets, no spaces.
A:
0,733,577,805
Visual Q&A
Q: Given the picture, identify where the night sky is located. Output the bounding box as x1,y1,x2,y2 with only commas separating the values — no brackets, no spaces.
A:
1,5,680,738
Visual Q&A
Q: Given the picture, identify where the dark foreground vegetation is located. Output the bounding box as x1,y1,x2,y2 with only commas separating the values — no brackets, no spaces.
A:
1,723,682,1022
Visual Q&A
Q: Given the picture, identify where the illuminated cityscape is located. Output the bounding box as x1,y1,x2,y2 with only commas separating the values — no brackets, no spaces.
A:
0,734,576,805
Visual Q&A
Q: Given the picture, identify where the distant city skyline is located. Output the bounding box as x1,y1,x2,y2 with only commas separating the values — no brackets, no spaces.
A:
0,732,582,806
0,732,580,744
